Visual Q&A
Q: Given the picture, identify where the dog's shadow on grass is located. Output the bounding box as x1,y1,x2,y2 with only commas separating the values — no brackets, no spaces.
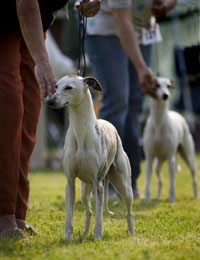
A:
57,230,133,246
51,196,163,221
134,199,161,212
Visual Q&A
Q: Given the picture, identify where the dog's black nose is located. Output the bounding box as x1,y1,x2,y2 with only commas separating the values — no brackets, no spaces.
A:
46,97,56,107
163,94,169,100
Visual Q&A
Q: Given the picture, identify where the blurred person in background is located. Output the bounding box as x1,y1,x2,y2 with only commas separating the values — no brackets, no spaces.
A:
86,0,177,198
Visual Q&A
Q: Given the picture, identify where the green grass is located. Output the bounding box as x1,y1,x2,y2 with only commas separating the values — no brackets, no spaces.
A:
0,157,200,260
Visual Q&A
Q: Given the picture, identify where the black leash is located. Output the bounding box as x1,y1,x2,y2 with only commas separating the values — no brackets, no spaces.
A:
77,13,87,77
155,41,161,77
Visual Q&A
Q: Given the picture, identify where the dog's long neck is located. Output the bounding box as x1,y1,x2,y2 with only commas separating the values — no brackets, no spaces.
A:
68,89,97,148
150,99,169,127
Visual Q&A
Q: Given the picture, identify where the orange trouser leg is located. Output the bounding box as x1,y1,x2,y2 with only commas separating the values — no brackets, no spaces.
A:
0,33,41,219
0,34,23,216
15,39,41,220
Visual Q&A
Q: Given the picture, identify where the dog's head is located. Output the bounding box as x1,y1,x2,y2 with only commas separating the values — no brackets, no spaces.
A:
154,77,174,101
46,75,102,109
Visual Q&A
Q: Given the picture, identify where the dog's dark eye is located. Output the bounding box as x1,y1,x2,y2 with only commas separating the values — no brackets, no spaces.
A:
64,86,73,91
155,84,160,89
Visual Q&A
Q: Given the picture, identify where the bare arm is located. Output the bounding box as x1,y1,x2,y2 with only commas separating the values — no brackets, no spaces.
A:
111,8,146,72
111,8,157,97
16,0,56,97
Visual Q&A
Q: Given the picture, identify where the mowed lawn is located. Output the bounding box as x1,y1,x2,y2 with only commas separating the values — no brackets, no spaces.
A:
0,157,200,260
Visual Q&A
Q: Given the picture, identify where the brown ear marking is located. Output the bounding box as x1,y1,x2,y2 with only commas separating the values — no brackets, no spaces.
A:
83,76,102,92
168,80,175,89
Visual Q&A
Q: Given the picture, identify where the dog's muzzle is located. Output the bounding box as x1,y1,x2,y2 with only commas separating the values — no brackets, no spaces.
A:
45,95,56,107
45,95,69,109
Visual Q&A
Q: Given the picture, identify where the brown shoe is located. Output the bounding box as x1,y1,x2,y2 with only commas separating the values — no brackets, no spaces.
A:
16,219,37,236
23,225,37,236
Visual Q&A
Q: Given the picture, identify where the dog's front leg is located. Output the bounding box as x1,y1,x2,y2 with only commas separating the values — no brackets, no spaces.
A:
94,181,104,240
155,159,163,199
65,178,75,241
168,156,176,202
81,182,93,236
145,157,153,201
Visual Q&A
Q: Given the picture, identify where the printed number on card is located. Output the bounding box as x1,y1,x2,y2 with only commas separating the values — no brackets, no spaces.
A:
141,24,162,45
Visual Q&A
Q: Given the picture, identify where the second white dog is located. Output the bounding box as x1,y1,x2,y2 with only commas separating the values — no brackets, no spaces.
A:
46,75,134,241
143,77,198,202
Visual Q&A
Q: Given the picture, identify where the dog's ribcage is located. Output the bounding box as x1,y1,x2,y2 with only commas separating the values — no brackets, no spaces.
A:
63,119,117,184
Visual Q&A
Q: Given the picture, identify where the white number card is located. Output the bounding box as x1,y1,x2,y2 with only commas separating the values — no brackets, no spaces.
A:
141,24,162,45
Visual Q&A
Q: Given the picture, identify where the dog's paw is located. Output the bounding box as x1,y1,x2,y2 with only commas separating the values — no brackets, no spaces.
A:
145,193,151,202
94,234,102,241
127,229,135,237
65,228,73,242
105,209,115,216
169,196,175,203
94,229,103,241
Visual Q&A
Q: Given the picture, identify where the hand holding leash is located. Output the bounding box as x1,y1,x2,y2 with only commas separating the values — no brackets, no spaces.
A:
138,66,157,98
75,0,101,17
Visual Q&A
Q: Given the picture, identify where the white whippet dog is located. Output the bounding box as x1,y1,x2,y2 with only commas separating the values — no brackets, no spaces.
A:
46,75,134,240
143,77,198,202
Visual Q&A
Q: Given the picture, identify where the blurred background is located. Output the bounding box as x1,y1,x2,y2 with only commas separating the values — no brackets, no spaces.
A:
30,0,200,170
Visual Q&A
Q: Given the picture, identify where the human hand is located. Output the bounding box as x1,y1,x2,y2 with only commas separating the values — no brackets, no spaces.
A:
75,0,101,17
152,0,176,17
34,61,56,99
138,66,157,98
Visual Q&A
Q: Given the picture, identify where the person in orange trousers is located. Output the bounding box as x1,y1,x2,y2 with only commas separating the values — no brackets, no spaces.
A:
0,0,101,238
0,0,68,238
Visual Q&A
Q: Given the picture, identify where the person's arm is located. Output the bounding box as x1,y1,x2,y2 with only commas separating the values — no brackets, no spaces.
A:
111,8,156,97
16,0,56,98
152,0,177,17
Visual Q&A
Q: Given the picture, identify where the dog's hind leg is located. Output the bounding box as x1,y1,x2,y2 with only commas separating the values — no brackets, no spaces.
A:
145,156,153,202
187,157,198,199
109,159,134,236
155,159,163,199
189,161,198,199
168,155,176,202
65,178,75,241
104,175,114,216
179,135,198,199
107,136,134,235
81,182,93,235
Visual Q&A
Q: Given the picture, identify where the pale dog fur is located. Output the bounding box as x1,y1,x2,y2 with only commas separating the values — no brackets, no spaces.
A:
46,75,134,241
143,77,198,202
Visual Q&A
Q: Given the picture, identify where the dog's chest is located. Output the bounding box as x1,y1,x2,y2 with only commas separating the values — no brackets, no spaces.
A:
150,126,175,158
64,148,108,184
64,120,117,184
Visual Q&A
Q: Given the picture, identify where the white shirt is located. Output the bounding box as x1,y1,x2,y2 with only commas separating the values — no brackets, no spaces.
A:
87,0,152,36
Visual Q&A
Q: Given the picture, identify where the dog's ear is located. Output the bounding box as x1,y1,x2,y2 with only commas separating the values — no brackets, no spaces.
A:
83,76,102,92
168,79,174,89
